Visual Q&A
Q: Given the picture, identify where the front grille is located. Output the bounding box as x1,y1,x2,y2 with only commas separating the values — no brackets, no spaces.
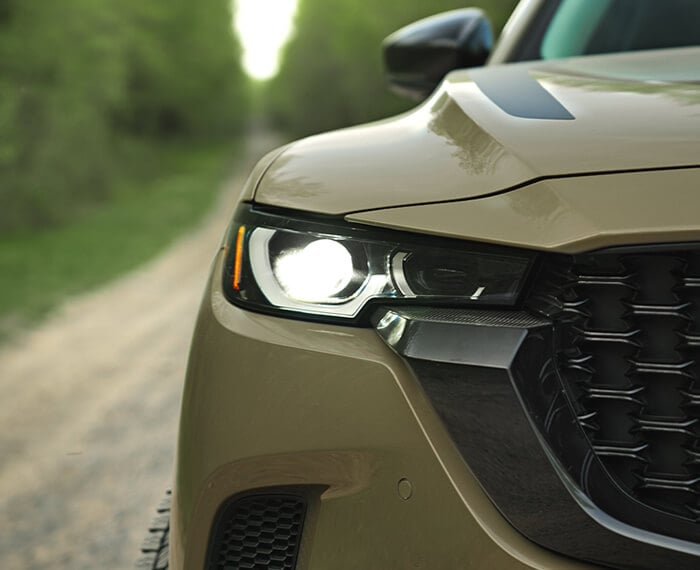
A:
530,248,700,523
377,303,700,568
207,493,307,570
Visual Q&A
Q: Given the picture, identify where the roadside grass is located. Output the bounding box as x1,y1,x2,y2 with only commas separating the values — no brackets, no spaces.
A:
0,141,238,338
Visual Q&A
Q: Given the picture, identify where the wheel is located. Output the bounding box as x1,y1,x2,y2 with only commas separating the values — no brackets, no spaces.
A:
136,490,170,570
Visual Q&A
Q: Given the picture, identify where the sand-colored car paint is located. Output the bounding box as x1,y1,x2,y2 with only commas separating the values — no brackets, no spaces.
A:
171,254,594,570
170,3,700,567
254,48,700,216
348,167,700,253
236,143,291,204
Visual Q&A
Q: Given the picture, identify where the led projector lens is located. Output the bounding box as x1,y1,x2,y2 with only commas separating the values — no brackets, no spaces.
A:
273,239,354,303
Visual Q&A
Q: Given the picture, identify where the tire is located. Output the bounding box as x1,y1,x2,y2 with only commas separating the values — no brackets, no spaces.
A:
136,490,170,570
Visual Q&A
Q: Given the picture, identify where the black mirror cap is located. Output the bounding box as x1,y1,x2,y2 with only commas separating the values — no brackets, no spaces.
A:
383,8,493,101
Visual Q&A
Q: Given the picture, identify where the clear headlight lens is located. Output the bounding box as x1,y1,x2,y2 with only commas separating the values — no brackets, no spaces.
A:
224,207,535,323
273,238,354,302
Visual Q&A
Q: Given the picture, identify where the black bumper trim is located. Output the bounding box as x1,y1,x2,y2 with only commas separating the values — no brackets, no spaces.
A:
374,307,700,570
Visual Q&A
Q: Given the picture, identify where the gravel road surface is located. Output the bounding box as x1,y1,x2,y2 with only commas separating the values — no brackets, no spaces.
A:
0,133,278,570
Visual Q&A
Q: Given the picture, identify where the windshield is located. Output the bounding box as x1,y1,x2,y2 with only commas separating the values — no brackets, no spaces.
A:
510,0,700,62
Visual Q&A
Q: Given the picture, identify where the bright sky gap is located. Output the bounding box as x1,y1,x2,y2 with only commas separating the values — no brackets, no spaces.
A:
234,0,298,81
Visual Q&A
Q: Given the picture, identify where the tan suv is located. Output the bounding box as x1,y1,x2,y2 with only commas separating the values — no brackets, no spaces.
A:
139,1,700,568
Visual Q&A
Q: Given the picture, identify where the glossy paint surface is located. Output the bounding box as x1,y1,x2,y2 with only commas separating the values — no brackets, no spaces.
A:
254,47,700,215
238,143,290,203
176,6,700,568
349,167,700,253
171,254,594,570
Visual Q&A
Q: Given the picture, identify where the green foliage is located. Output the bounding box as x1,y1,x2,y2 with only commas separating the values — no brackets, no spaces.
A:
267,0,519,137
0,141,235,328
0,0,248,233
116,0,249,136
0,0,126,230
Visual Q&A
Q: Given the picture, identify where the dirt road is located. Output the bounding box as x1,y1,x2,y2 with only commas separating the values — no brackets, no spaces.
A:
0,133,279,569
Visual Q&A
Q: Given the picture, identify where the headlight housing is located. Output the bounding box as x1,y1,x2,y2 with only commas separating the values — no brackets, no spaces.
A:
223,206,536,324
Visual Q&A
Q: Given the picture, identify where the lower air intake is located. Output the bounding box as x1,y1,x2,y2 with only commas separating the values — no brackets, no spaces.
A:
206,493,307,570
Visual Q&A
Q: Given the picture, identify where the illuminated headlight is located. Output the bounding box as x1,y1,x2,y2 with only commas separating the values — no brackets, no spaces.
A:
224,207,536,323
272,238,354,302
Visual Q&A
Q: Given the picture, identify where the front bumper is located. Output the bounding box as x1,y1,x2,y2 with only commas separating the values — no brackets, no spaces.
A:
170,251,593,569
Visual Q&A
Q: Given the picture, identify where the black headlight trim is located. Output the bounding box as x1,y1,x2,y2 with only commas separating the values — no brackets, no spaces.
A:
222,204,540,326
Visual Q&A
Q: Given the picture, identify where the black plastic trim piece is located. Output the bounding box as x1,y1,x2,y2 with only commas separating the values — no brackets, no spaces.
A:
374,306,700,570
470,66,574,120
588,241,700,255
205,488,312,570
527,249,700,537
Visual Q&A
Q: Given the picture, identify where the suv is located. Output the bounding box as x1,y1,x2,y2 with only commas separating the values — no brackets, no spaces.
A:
140,1,700,568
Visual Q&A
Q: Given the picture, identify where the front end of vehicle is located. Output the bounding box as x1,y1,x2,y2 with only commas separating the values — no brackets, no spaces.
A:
170,151,700,569
161,9,700,567
170,236,568,569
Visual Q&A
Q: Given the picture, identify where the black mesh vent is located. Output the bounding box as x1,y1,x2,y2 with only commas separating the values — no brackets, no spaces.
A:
530,248,700,523
207,493,307,570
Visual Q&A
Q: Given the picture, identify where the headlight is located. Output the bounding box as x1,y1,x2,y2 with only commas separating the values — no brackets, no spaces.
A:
223,206,536,324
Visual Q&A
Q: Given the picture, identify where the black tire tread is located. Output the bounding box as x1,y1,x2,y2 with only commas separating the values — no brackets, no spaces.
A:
136,490,170,570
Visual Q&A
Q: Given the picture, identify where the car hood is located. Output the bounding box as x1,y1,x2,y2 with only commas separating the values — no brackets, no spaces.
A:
254,47,700,215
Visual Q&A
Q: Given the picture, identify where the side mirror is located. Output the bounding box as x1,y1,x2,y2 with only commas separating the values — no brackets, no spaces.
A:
383,9,493,101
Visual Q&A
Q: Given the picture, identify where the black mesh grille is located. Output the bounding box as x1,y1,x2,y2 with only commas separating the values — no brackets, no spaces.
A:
207,493,307,570
530,248,700,523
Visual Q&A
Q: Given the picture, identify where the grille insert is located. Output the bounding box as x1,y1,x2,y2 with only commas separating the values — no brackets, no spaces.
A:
207,493,307,570
531,249,700,523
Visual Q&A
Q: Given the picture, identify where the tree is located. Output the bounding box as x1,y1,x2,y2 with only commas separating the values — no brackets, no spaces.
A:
268,0,518,137
0,0,249,232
